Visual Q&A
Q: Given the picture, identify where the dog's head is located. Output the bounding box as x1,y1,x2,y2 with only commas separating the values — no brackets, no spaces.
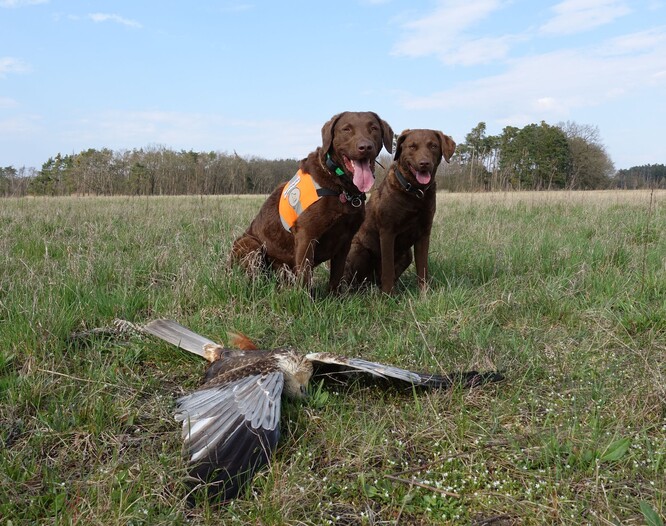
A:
320,111,394,193
394,129,456,186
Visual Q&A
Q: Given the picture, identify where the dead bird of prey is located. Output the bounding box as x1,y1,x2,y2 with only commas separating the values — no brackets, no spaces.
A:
141,319,503,503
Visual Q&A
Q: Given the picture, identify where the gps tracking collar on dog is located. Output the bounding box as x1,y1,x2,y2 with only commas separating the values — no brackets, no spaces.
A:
324,152,367,207
325,153,346,177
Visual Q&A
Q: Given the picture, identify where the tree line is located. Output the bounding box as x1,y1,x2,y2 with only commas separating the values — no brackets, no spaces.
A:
614,163,666,189
14,148,300,197
1,120,663,197
441,120,616,191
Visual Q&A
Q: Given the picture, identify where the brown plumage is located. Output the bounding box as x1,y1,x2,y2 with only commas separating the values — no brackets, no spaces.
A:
141,319,503,503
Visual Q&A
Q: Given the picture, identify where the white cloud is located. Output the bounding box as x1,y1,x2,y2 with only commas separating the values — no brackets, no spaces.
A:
0,57,31,77
63,110,318,160
535,97,557,110
446,35,521,66
540,0,632,35
0,115,42,137
601,26,666,55
0,97,18,108
399,26,666,125
391,0,516,65
0,0,47,7
88,13,142,28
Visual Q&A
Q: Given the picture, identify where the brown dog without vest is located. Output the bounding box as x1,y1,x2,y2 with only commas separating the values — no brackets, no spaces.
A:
343,128,455,293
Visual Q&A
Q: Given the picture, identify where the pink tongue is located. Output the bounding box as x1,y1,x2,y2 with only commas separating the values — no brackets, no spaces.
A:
352,160,374,192
416,171,431,185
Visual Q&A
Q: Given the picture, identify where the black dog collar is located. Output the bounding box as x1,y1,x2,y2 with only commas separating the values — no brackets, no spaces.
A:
394,168,428,199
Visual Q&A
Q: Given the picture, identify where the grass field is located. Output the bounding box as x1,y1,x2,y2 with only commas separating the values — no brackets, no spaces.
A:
1,190,664,525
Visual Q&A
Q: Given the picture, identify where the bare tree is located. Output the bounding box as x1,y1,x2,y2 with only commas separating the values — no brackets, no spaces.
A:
557,121,614,189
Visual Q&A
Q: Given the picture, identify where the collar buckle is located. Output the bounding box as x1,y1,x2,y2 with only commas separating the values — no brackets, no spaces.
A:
341,191,365,207
349,194,364,208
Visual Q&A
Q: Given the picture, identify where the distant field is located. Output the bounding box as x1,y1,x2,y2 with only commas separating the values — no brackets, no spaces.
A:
1,190,664,525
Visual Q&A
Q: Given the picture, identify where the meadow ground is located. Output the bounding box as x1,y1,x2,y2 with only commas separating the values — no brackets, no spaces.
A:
0,190,664,525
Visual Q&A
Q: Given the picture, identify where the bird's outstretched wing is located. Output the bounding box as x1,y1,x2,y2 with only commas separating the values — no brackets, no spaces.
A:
305,352,503,389
176,371,284,503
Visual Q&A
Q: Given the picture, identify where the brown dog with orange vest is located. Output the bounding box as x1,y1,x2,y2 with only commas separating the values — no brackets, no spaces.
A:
230,111,394,293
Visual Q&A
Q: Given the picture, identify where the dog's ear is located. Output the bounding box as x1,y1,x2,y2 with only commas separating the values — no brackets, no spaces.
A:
371,113,395,154
438,132,456,163
321,113,344,153
394,129,411,161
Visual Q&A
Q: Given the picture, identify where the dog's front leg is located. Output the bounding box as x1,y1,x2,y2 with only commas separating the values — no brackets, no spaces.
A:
328,241,352,294
294,236,316,290
379,230,396,294
414,235,430,291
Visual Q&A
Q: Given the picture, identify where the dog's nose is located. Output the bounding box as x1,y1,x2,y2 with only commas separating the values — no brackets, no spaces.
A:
357,140,375,154
419,160,432,170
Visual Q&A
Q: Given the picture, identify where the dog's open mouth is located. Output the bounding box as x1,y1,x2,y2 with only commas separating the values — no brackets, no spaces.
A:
410,165,432,185
343,156,375,193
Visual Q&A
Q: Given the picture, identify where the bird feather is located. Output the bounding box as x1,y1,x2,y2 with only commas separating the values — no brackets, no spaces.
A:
142,319,221,359
175,372,284,502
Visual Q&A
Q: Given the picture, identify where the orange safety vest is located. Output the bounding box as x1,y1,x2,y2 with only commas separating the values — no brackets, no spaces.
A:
279,170,326,231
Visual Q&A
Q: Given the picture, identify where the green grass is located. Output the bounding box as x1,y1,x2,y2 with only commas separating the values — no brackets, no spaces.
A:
1,190,664,525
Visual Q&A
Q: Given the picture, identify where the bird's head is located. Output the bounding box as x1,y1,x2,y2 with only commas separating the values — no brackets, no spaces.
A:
275,349,313,399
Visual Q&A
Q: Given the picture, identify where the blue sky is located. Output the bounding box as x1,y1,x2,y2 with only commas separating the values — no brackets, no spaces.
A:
1,0,665,171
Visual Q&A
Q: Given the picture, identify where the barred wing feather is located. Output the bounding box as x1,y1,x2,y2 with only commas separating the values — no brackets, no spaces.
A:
175,372,284,502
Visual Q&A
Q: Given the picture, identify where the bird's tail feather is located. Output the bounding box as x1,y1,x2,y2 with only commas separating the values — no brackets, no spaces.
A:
142,319,219,359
